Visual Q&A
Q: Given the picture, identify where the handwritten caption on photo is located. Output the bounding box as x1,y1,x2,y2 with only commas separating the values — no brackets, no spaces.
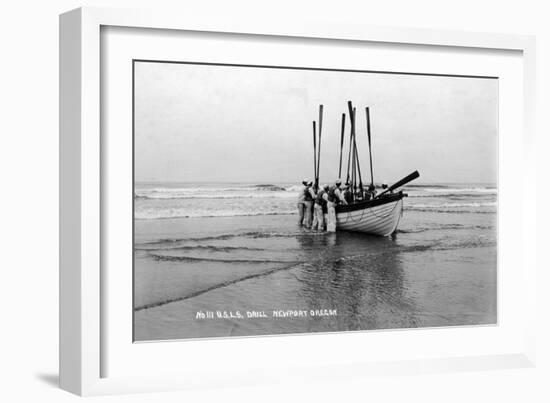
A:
196,309,337,320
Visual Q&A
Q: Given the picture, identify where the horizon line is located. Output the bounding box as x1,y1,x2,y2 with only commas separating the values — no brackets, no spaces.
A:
134,180,497,185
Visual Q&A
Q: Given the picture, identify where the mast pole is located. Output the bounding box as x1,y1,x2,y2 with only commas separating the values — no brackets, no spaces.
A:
346,101,354,200
365,107,374,187
346,120,353,185
354,124,363,199
312,121,317,184
338,113,345,179
316,104,323,190
351,107,357,202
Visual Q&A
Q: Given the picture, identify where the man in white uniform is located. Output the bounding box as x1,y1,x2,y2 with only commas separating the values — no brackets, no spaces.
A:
297,179,309,226
302,181,316,229
313,184,330,231
326,178,348,232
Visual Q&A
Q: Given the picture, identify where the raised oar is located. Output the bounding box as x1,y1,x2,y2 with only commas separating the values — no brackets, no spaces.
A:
346,121,353,185
351,108,357,201
365,107,374,187
312,121,317,183
316,104,324,189
353,118,363,198
352,107,363,198
346,101,355,188
338,113,346,178
376,170,420,198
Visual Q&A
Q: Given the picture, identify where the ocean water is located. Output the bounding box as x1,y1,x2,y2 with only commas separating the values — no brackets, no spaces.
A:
133,182,497,341
134,182,497,219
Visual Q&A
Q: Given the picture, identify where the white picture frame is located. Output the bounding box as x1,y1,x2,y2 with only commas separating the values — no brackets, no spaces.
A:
60,6,537,396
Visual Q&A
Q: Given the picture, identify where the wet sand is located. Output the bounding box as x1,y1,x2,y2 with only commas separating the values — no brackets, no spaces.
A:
134,211,497,341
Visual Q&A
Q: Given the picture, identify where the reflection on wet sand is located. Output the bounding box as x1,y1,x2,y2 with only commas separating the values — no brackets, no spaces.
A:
295,232,418,331
134,212,496,341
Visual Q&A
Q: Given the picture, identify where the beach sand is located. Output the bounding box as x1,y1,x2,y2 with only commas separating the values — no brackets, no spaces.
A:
134,210,496,341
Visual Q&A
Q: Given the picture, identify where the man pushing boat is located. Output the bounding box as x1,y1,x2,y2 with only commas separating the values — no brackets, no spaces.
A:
297,179,316,228
313,184,329,231
302,100,420,236
326,179,348,232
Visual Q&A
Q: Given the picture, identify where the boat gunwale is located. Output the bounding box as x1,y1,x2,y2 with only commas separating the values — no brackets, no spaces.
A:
335,191,405,214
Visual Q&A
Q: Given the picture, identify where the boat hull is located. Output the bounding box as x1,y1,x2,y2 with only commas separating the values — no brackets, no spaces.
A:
335,192,404,236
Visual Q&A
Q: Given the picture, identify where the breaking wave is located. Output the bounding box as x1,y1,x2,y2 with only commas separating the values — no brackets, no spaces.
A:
135,209,296,220
408,202,496,209
406,187,496,193
135,183,299,200
134,182,497,219
135,193,297,200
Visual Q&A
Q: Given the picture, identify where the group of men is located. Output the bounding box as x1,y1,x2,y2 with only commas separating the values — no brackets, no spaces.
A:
297,178,348,232
297,179,382,232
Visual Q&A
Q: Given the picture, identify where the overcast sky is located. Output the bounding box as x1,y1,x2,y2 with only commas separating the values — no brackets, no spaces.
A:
134,61,497,184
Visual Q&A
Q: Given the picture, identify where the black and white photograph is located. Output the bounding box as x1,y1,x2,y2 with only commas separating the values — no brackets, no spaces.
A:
133,60,497,342
5,0,549,399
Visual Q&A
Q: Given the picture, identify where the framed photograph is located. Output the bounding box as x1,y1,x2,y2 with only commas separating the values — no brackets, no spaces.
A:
60,7,537,396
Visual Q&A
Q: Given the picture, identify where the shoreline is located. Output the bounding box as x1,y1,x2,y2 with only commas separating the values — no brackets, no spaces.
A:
133,206,497,341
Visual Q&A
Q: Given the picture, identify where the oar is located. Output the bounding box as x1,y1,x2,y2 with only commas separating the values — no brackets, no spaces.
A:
346,120,353,185
346,101,355,188
365,107,374,187
351,107,357,201
312,121,317,183
376,170,420,198
338,113,345,178
354,122,363,197
353,108,364,198
316,104,323,189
